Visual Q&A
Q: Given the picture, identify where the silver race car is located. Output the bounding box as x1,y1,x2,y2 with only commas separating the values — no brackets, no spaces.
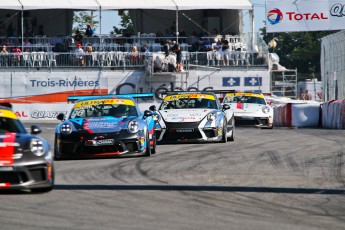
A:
0,105,54,193
150,91,235,143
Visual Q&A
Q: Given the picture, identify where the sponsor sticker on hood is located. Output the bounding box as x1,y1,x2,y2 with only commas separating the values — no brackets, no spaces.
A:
160,109,212,122
78,117,121,134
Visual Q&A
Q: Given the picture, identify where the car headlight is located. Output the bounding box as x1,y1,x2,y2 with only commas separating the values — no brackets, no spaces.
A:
30,138,45,156
207,112,217,122
60,123,72,135
128,120,139,133
262,106,270,114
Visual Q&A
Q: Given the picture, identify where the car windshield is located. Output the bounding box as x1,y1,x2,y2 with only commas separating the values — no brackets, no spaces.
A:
160,95,217,110
0,117,27,133
223,95,266,105
70,104,138,119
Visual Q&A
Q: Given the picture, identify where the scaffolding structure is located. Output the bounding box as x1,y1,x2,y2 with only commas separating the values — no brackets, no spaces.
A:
270,69,298,98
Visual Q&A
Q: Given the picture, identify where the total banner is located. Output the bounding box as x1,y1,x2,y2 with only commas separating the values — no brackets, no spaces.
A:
266,0,345,32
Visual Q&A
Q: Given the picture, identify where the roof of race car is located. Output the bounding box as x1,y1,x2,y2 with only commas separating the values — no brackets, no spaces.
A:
225,92,265,99
0,106,18,119
73,97,135,108
163,91,217,101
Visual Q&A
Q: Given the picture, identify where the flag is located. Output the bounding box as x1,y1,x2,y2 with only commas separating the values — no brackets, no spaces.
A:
244,77,262,86
222,77,240,87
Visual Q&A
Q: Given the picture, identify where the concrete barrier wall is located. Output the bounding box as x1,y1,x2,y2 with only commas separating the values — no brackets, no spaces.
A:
273,103,321,128
322,100,345,129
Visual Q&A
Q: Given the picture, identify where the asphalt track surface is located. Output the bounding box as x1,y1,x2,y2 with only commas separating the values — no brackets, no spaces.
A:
1,123,345,230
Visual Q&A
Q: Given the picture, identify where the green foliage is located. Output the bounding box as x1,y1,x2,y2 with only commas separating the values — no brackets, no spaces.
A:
73,11,99,35
110,11,134,35
259,22,336,75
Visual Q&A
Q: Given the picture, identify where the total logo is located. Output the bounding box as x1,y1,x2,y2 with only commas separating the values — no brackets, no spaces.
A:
267,8,283,25
268,8,328,25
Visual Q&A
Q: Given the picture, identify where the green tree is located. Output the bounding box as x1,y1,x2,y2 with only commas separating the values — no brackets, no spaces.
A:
73,11,99,35
111,11,134,35
260,23,336,78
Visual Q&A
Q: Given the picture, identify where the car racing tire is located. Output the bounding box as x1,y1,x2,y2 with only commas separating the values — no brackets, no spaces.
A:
227,117,235,142
151,133,157,154
54,135,63,161
221,119,227,143
144,131,152,157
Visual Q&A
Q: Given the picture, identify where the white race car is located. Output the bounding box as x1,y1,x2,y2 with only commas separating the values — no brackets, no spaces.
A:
222,92,273,128
150,91,235,143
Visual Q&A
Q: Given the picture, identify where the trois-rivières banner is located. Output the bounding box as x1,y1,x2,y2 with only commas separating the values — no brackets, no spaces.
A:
266,0,345,32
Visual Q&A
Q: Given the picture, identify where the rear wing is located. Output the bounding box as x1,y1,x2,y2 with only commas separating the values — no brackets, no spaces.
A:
67,93,154,103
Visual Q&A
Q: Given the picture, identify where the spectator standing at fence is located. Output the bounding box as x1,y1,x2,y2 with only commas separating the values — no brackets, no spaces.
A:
23,38,31,52
75,43,84,66
140,44,150,62
85,25,94,37
304,90,312,100
130,45,139,64
11,45,22,66
74,30,83,46
1,45,9,66
175,44,182,72
85,46,93,66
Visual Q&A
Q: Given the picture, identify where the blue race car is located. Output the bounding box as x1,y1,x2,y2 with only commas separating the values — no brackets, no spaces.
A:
54,94,156,159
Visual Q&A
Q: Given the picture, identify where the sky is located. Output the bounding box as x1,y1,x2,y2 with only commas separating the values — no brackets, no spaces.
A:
94,1,266,35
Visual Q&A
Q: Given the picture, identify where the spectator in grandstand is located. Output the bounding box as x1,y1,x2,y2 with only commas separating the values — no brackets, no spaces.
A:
221,40,230,65
1,45,8,54
175,43,182,72
85,46,93,66
11,45,22,66
153,55,162,72
74,29,83,46
74,43,84,66
0,45,9,66
140,44,150,62
130,45,139,64
304,90,312,100
85,24,94,37
23,38,31,52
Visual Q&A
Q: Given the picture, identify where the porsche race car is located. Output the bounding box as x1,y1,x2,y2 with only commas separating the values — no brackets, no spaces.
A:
0,106,54,193
54,94,156,159
150,91,235,143
222,91,273,128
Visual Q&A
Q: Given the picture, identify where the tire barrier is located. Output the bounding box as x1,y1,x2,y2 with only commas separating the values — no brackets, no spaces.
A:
273,102,321,127
322,100,345,129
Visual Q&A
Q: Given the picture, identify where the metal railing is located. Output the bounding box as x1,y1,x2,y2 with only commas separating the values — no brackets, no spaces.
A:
0,51,269,69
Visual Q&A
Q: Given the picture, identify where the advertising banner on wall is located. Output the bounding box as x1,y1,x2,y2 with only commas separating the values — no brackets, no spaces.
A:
266,0,345,32
3,69,270,120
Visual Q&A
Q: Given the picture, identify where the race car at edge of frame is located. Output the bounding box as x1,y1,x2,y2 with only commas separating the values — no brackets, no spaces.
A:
149,91,235,143
0,104,54,193
222,91,274,129
54,94,156,159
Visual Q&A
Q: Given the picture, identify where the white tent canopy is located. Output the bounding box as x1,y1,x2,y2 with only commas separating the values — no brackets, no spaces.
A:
0,1,22,10
2,0,253,10
19,0,100,10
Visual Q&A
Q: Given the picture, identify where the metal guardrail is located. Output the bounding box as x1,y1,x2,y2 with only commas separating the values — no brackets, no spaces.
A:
0,51,269,69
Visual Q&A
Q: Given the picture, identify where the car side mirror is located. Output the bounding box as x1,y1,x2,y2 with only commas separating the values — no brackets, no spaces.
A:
222,104,230,111
143,110,153,117
57,113,65,121
149,105,156,111
31,125,42,135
